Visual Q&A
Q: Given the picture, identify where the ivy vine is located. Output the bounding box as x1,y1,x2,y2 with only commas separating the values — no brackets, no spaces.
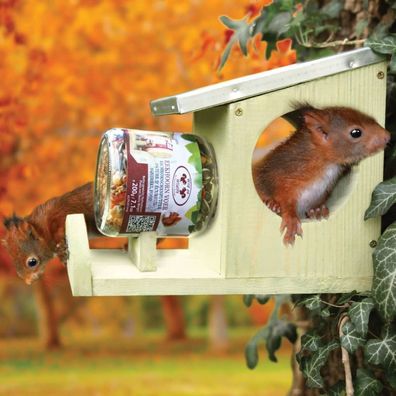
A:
221,1,396,394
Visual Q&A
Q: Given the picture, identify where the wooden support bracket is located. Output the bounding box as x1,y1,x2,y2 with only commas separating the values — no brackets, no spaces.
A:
65,214,93,296
128,232,158,272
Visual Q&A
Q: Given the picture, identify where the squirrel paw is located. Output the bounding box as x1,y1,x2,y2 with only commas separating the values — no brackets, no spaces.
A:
264,199,281,215
306,205,329,220
280,217,303,246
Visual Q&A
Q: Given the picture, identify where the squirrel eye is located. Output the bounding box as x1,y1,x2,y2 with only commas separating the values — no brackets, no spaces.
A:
350,128,362,138
26,257,39,268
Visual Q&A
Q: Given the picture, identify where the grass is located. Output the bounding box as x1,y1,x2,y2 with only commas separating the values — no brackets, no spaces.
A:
0,329,292,396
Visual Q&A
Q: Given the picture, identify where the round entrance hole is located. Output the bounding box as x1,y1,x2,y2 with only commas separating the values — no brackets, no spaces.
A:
251,108,357,221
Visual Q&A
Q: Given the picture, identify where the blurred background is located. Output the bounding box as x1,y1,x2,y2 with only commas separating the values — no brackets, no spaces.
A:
0,1,294,395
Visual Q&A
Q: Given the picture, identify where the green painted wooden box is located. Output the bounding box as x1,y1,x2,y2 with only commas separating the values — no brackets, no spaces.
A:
66,48,387,296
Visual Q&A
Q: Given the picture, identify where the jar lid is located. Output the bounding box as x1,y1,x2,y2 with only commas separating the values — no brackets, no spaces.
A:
95,129,131,236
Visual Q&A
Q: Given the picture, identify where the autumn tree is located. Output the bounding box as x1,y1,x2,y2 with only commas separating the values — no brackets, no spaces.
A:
0,0,301,349
0,1,257,348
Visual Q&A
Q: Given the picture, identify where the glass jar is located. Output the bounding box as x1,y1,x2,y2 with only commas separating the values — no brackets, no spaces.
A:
94,128,218,237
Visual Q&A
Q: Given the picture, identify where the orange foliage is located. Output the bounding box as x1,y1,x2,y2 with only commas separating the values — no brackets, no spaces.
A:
269,38,297,67
245,0,273,21
0,1,296,270
255,117,296,149
224,34,297,75
0,1,249,219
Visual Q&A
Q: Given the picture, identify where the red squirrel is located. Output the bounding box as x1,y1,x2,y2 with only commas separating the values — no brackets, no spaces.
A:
252,104,390,245
2,182,96,285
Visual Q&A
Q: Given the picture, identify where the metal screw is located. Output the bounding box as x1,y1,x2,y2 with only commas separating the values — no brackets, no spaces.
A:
377,71,385,80
369,240,377,248
235,108,243,116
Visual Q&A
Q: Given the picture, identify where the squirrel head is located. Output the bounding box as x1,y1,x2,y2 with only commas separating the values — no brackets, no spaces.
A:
302,106,390,165
2,215,54,284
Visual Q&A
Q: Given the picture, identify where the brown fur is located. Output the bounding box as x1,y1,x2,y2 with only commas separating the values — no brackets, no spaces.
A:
2,182,96,284
253,105,390,245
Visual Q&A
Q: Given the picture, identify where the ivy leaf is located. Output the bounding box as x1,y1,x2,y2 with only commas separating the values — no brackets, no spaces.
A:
298,294,323,311
365,325,396,371
256,295,271,305
336,291,358,305
243,294,271,307
385,367,396,389
300,331,322,352
372,222,396,321
288,7,306,29
354,368,383,396
390,53,396,74
366,34,396,55
301,340,339,388
364,176,396,219
320,307,331,318
266,331,281,362
340,321,365,354
245,327,268,369
321,0,343,18
325,381,346,396
251,9,268,36
219,15,250,55
245,339,259,369
348,298,375,337
218,36,235,71
243,295,254,307
220,15,245,30
266,319,297,362
267,12,292,35
371,23,393,40
245,296,293,368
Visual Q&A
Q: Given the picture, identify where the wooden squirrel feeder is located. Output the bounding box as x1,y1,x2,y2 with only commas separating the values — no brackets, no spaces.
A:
66,48,387,296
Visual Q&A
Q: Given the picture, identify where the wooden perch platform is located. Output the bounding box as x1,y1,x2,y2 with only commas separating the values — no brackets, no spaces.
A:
66,214,374,296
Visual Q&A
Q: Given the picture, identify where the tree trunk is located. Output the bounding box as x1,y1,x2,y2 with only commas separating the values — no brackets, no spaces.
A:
33,276,61,349
340,0,394,41
288,305,319,396
208,295,229,352
160,296,186,340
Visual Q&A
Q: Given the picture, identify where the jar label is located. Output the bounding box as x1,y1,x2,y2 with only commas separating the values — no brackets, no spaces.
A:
120,129,202,235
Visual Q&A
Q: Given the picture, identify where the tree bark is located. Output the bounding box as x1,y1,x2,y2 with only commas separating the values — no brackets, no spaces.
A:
33,275,61,349
208,295,229,352
160,296,186,340
288,305,319,396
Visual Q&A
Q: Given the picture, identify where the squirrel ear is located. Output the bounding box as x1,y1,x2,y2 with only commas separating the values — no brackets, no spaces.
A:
27,224,40,240
304,111,328,140
3,213,23,229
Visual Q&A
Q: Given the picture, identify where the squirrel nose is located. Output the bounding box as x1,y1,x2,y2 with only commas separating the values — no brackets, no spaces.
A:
375,131,391,148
